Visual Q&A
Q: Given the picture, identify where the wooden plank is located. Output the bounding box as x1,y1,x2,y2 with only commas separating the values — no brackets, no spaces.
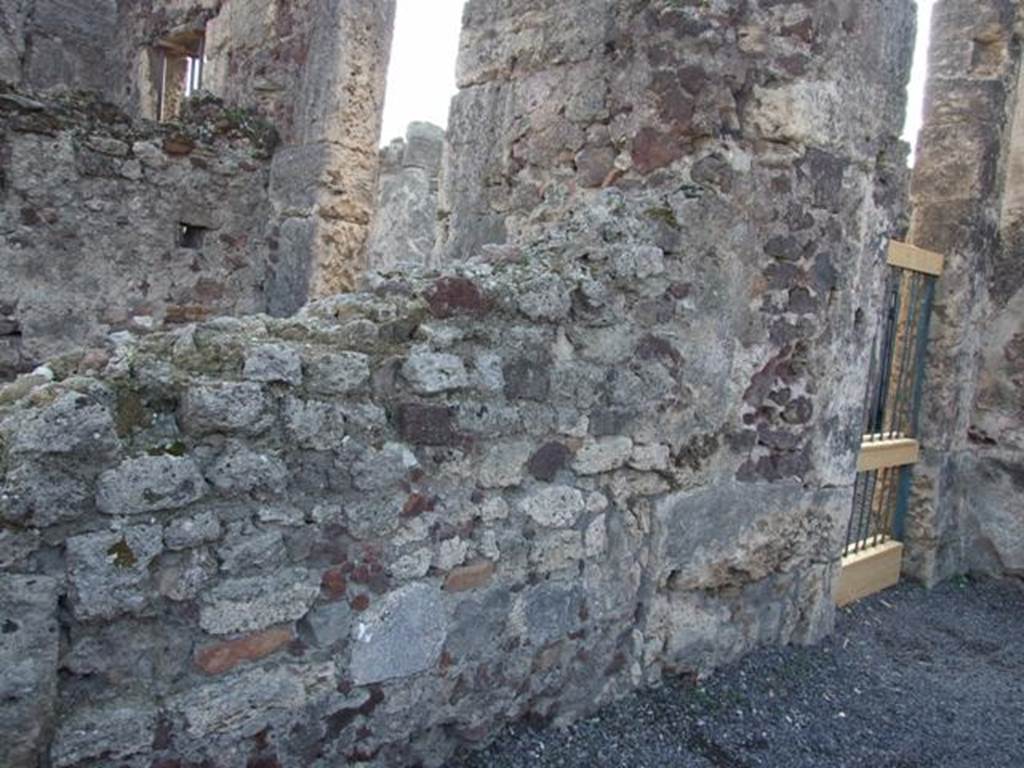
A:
857,438,919,472
888,241,944,277
836,540,903,607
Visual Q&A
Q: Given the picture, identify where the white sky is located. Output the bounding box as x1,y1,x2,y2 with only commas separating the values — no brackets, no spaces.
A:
382,0,935,164
380,0,465,144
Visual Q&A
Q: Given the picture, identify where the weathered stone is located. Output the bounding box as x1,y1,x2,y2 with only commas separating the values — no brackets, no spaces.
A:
503,358,551,401
352,442,419,491
164,511,222,551
528,442,573,481
207,444,289,495
172,663,336,739
396,403,462,446
67,526,163,621
218,526,287,574
180,383,272,436
0,575,59,768
479,441,532,488
301,601,354,649
306,351,371,395
96,455,207,515
444,560,497,592
283,397,348,450
51,703,157,768
5,390,118,457
521,581,584,646
244,344,303,385
520,485,586,528
629,443,672,472
402,349,470,394
518,275,572,321
367,122,445,272
572,437,634,475
200,568,320,635
530,530,583,572
194,626,294,675
351,582,447,685
157,548,218,602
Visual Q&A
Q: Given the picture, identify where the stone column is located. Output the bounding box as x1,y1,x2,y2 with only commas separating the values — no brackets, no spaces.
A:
203,0,396,304
366,121,445,273
905,0,1023,583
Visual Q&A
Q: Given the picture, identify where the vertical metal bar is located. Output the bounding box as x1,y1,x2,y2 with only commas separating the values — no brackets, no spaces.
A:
891,276,938,540
870,273,900,438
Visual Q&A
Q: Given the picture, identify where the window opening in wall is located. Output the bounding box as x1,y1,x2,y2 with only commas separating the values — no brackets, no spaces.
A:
156,28,206,122
177,223,208,250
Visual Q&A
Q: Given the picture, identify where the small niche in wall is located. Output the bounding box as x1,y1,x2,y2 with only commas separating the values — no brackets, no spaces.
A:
177,223,208,249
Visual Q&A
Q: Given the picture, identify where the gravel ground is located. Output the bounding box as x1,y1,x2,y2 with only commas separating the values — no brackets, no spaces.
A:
454,577,1024,768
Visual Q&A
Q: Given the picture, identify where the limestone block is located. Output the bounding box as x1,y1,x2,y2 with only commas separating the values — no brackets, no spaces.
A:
0,574,59,768
67,526,163,621
520,485,585,528
244,343,303,385
51,703,157,768
199,568,320,635
180,383,272,436
96,455,207,515
305,351,371,395
351,582,447,685
402,350,470,394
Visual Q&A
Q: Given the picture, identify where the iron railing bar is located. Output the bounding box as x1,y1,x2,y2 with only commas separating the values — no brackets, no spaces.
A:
869,273,901,439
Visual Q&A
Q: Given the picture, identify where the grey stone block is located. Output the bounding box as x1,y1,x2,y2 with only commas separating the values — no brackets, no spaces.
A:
96,455,207,515
350,582,447,685
0,574,59,768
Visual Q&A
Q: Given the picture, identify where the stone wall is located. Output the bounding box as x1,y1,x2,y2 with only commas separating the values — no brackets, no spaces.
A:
366,122,445,273
204,0,397,296
0,0,397,300
904,0,1024,583
0,86,297,381
0,2,916,766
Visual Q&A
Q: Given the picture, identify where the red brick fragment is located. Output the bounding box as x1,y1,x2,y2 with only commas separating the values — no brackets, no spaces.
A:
194,626,293,675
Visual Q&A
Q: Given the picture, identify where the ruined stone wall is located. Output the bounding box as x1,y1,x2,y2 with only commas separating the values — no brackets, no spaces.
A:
366,122,445,273
0,2,916,766
202,0,397,296
1,0,397,300
0,87,299,381
905,0,1024,583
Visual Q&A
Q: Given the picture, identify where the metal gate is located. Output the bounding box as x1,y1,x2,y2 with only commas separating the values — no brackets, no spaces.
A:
836,241,943,606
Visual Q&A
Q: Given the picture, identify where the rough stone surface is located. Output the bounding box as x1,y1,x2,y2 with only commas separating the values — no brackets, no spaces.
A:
0,575,59,768
367,122,445,271
351,582,447,685
0,2,919,766
96,455,207,515
66,525,163,621
905,0,1024,584
199,568,320,635
0,88,295,380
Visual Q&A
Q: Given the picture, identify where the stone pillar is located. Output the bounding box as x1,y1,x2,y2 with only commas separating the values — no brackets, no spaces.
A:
905,0,1023,583
205,0,396,301
366,121,445,273
441,0,916,655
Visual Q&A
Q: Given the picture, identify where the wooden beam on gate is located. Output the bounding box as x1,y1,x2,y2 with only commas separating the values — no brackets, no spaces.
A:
857,437,920,472
837,540,904,607
888,241,944,277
